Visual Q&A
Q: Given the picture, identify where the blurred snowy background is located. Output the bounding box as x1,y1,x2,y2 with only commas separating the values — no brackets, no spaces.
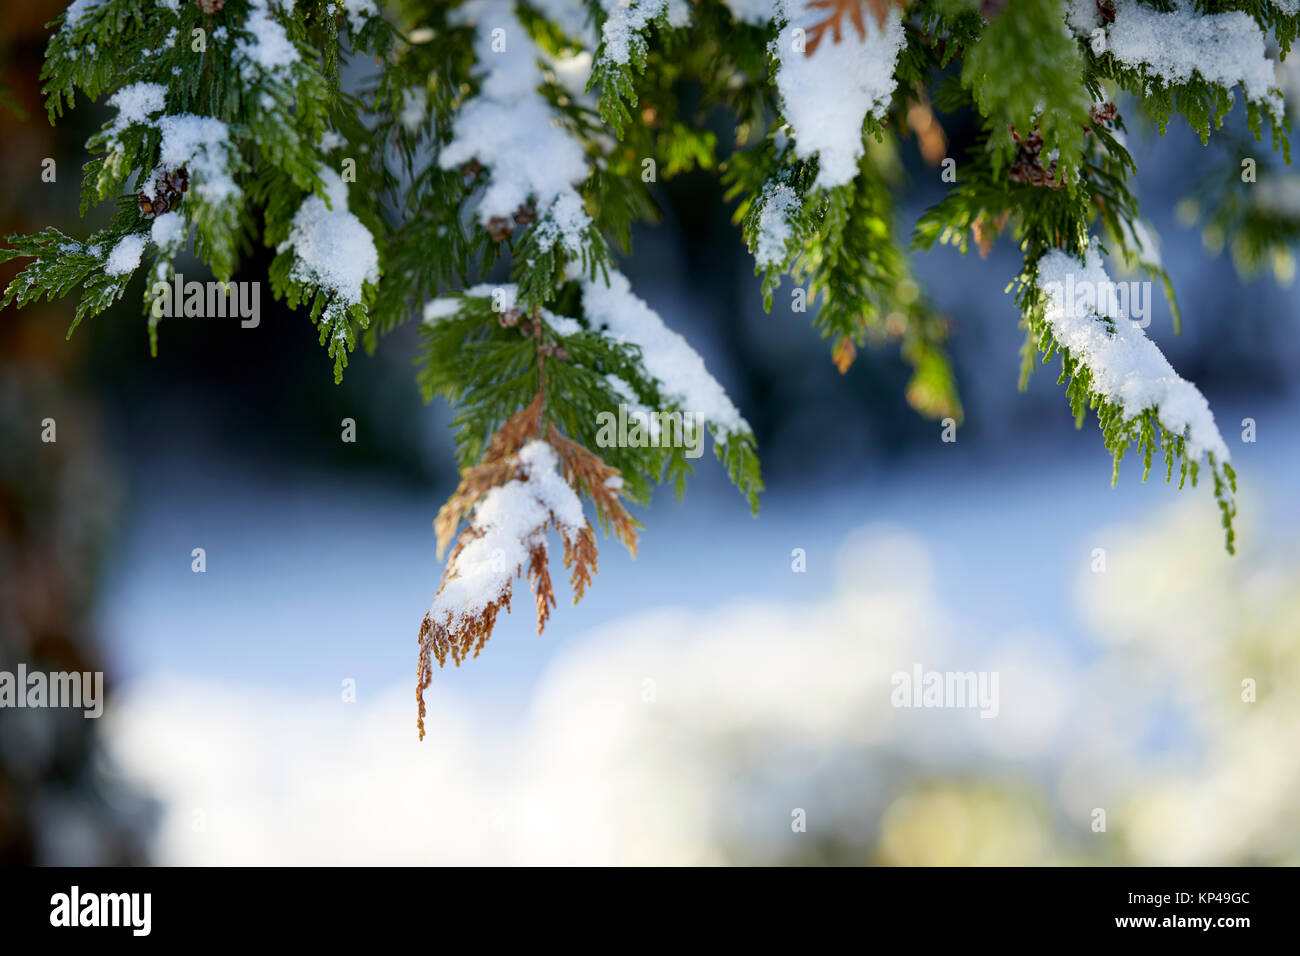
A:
3,4,1299,864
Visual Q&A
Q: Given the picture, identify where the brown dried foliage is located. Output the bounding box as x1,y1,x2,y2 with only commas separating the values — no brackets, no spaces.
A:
804,0,902,55
416,395,638,739
831,336,857,374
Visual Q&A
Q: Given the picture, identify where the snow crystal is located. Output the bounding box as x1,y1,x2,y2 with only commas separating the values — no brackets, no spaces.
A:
438,1,592,253
1037,244,1228,462
428,440,585,628
580,271,749,434
1099,1,1281,117
234,0,301,79
774,3,906,189
278,167,380,306
753,181,800,266
149,210,186,249
105,234,148,276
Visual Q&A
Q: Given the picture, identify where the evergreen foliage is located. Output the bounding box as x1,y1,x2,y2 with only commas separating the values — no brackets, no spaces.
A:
5,0,1298,728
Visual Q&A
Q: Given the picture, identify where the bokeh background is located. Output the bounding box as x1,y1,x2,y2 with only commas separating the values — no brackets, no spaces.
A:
2,3,1299,864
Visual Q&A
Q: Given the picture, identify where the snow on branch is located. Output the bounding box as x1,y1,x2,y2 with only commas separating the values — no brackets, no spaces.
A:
1074,0,1285,119
580,271,751,438
774,1,905,189
439,0,593,255
1033,243,1236,548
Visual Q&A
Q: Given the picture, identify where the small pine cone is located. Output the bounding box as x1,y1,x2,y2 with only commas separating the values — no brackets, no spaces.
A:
486,216,513,242
194,0,225,12
460,159,482,179
1096,0,1115,22
1090,102,1118,126
137,192,157,218
151,194,170,216
552,345,567,362
498,308,522,328
162,166,190,195
512,203,535,226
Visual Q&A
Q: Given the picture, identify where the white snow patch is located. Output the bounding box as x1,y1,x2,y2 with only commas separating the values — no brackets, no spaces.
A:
234,0,301,79
1101,1,1282,118
156,115,239,203
427,440,586,631
277,167,380,306
597,0,690,66
149,211,186,250
105,234,148,276
580,271,749,434
1037,243,1229,463
438,1,593,254
753,181,801,266
774,3,906,189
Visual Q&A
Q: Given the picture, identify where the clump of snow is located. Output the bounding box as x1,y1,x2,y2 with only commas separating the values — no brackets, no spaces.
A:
149,211,186,250
105,234,148,276
234,0,301,80
278,167,380,306
774,3,906,189
1037,243,1229,463
753,181,801,266
596,0,690,66
428,440,585,630
438,1,593,254
580,271,749,434
156,115,239,203
105,83,167,140
1092,1,1282,118
102,88,240,206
